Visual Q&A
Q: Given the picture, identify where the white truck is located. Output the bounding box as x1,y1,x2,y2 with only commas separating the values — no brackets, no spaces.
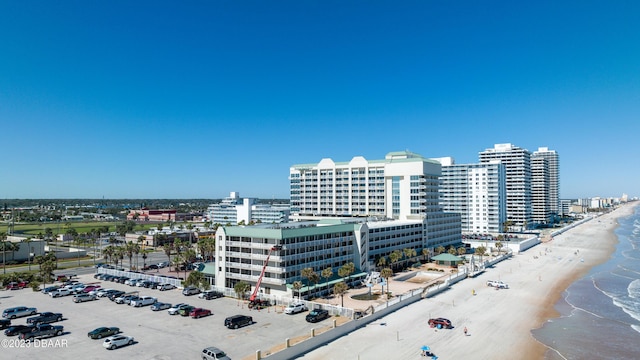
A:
130,296,157,307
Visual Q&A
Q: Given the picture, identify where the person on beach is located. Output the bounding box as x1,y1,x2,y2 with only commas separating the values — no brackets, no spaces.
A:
464,326,468,336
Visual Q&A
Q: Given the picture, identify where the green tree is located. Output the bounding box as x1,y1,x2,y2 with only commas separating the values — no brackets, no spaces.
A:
184,270,209,290
422,248,430,263
495,241,504,255
457,246,467,256
34,253,57,289
380,267,394,299
321,267,333,296
388,250,401,271
403,248,417,269
448,245,457,255
124,242,140,270
308,271,320,299
474,245,487,264
338,262,355,287
376,256,387,270
163,243,173,270
333,281,348,307
301,267,315,289
234,281,250,301
435,245,446,255
292,281,303,300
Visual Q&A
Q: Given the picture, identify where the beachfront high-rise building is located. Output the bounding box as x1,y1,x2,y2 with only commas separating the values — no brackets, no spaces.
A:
479,143,532,229
531,155,551,224
532,147,560,221
205,192,290,225
433,157,507,234
290,151,442,221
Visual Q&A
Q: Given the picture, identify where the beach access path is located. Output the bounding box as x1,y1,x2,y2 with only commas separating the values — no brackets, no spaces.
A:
299,203,637,360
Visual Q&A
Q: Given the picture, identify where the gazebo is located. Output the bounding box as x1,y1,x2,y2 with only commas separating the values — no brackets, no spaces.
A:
431,253,464,267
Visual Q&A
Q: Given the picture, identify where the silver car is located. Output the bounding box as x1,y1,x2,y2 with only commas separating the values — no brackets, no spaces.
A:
202,346,231,360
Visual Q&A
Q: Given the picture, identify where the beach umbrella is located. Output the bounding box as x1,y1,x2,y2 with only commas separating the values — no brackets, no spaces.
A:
421,345,430,351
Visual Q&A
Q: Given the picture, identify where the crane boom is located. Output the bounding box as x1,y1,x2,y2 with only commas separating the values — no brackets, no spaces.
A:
250,245,281,301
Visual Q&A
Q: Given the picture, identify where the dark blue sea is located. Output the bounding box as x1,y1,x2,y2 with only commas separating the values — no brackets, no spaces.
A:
532,205,640,359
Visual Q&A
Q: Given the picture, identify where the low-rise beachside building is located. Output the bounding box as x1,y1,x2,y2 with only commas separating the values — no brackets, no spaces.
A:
127,208,177,222
214,216,460,299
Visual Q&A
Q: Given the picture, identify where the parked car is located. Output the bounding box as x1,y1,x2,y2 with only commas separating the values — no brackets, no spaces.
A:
88,326,120,339
73,293,97,303
428,318,453,329
82,285,101,293
96,288,115,297
103,334,134,350
158,283,176,291
150,302,171,311
189,308,211,319
179,305,196,317
115,294,140,305
158,261,169,268
202,346,232,360
486,280,509,289
41,285,60,294
26,312,63,325
199,290,224,300
50,288,72,298
182,286,201,296
146,281,160,289
130,296,157,307
7,281,29,290
305,309,329,323
2,306,38,319
20,323,64,341
0,319,11,330
284,302,308,315
146,264,159,270
107,290,126,301
168,303,190,315
4,324,35,336
224,315,253,329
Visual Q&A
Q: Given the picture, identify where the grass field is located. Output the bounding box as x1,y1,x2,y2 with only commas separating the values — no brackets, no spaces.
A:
5,221,158,236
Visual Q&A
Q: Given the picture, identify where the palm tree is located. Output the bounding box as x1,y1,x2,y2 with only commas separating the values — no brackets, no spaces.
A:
377,256,387,270
333,281,349,307
301,267,315,289
448,246,457,255
457,246,467,257
403,248,417,269
234,281,250,301
435,245,446,255
292,281,303,300
475,245,487,264
338,262,355,287
495,241,504,255
124,242,139,270
308,271,320,299
380,267,394,299
388,250,401,271
102,245,115,265
422,248,430,263
321,267,333,295
141,248,153,269
163,243,173,270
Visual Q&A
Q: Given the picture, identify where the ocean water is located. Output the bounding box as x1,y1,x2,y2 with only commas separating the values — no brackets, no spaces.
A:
532,206,640,360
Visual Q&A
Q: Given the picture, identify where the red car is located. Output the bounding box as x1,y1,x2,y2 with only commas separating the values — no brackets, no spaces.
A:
189,308,211,319
6,281,28,290
82,285,101,293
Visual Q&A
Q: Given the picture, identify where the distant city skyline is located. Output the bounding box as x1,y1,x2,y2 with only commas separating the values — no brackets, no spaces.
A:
1,2,638,200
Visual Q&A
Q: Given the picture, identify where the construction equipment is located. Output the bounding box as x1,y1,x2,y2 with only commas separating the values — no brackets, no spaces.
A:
248,245,281,309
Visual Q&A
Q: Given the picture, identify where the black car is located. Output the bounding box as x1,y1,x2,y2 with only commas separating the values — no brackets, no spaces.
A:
108,290,126,301
224,315,253,329
26,312,63,325
200,290,224,300
305,309,329,323
0,319,10,330
4,325,35,336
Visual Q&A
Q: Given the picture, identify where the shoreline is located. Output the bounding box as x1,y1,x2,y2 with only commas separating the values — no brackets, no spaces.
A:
300,202,638,360
529,203,635,358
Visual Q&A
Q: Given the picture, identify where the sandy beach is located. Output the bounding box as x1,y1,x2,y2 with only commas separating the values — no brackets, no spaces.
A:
299,202,637,360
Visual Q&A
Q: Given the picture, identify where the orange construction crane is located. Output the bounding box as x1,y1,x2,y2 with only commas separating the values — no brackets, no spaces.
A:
249,245,282,307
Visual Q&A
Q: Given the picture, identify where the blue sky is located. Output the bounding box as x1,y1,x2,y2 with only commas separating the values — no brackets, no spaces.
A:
1,1,638,199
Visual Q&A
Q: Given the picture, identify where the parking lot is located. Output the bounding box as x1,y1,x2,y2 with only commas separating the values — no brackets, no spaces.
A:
0,273,343,360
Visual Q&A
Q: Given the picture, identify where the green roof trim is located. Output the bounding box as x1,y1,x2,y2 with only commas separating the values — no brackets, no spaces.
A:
431,253,464,261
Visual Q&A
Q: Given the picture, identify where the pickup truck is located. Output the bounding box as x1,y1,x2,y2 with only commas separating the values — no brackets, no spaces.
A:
486,280,509,289
26,312,63,325
19,324,64,341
